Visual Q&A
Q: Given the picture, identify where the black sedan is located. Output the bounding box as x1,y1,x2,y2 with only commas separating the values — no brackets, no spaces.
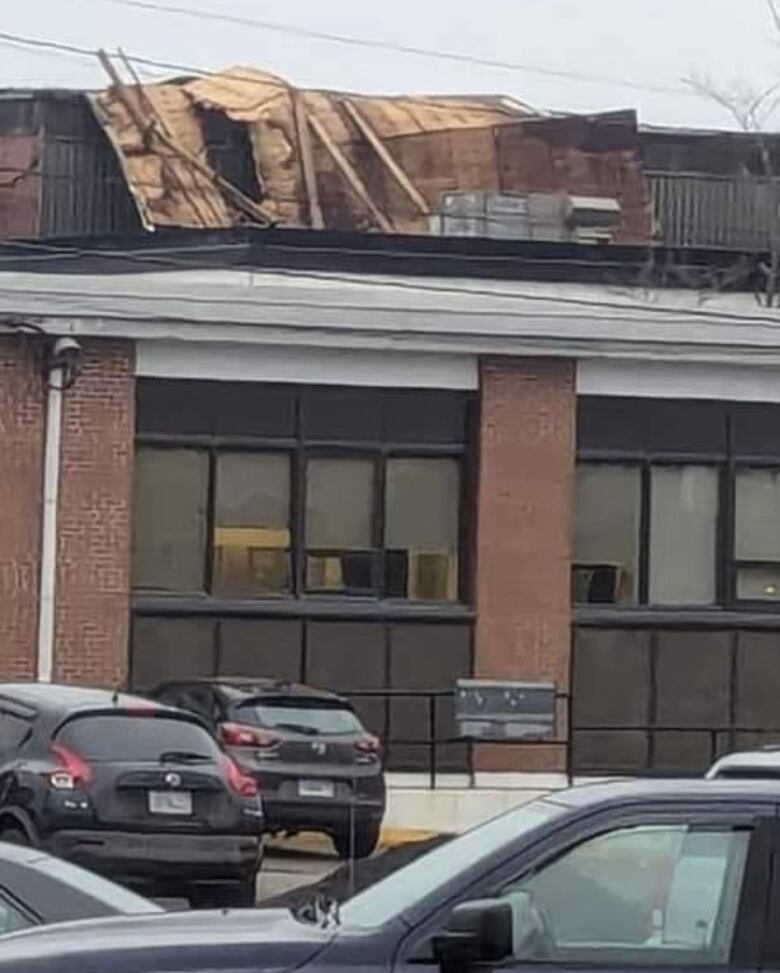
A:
2,777,780,972
0,841,160,933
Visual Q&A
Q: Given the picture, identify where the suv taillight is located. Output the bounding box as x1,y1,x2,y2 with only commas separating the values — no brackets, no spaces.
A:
50,744,92,790
220,754,259,798
355,735,381,755
219,722,279,749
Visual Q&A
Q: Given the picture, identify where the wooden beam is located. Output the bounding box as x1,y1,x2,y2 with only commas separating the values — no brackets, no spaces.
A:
341,99,429,217
292,90,324,229
97,50,274,227
116,49,218,227
305,111,394,233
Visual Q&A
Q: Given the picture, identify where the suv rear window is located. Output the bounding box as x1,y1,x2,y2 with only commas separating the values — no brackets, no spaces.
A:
56,715,220,762
236,699,364,737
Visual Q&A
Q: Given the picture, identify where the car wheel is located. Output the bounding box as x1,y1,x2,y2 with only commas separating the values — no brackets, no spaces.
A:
332,821,380,860
189,877,256,910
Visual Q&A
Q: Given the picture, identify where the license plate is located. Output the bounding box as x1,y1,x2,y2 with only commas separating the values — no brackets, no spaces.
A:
298,779,335,798
148,790,193,815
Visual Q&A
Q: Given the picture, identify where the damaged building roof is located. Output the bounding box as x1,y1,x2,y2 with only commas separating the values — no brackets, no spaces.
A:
88,65,652,241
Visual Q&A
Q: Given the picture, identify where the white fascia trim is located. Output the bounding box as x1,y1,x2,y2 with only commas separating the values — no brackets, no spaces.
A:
11,271,780,366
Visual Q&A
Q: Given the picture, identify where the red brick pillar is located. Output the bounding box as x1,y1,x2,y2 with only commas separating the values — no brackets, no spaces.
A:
474,358,576,772
55,340,135,687
0,338,44,679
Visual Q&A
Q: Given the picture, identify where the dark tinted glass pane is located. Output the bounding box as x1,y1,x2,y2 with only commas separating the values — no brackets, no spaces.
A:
213,452,291,596
219,619,303,680
578,397,726,456
301,388,382,441
131,449,208,592
385,459,460,600
212,385,296,438
137,380,296,438
732,403,780,458
56,716,219,761
383,391,467,444
573,465,640,604
136,379,214,435
130,617,216,690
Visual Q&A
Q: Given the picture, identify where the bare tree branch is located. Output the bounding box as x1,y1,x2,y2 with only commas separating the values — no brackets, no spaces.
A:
767,0,780,37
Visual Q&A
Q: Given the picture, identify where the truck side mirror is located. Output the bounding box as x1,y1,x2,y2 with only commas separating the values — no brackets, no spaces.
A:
432,899,513,972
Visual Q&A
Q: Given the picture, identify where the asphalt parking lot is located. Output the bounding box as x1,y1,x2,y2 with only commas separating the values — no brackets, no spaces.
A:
257,840,340,903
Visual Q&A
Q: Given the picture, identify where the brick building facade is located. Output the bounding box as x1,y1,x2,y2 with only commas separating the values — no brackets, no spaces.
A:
3,229,780,778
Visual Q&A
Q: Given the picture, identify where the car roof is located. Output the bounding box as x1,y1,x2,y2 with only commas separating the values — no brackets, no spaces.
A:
549,776,780,807
0,682,182,717
159,677,348,704
0,841,60,867
706,748,780,779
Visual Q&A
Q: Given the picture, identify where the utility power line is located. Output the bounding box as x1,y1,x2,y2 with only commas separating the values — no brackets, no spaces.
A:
96,0,693,97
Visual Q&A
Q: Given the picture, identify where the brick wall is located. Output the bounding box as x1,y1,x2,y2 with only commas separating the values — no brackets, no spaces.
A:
0,337,44,679
474,358,576,771
55,340,135,687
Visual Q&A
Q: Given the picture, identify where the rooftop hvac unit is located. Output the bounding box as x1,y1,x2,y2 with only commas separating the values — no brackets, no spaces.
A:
435,191,621,243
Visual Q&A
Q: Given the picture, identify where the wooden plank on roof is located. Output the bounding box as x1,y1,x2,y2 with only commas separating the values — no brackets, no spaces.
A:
305,110,394,233
292,90,324,230
341,99,429,218
97,49,274,228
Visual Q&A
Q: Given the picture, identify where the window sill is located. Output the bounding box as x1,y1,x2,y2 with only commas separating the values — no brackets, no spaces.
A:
132,592,475,622
575,604,780,629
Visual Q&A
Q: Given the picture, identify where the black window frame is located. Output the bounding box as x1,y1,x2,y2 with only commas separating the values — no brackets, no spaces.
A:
576,398,780,614
574,458,726,609
133,382,473,609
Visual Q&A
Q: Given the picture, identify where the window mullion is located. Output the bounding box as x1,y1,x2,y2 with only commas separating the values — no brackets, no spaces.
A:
375,453,387,597
292,446,306,598
638,463,652,605
204,449,217,595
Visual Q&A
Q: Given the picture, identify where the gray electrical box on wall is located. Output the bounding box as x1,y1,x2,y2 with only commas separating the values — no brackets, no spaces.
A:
455,680,556,741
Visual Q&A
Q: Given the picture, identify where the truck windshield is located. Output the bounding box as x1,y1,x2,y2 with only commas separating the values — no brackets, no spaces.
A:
340,797,563,928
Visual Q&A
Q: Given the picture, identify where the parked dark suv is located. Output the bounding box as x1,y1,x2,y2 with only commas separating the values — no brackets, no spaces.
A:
152,679,386,858
0,684,263,907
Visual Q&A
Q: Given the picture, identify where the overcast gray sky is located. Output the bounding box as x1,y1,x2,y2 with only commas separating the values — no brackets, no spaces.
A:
2,0,779,129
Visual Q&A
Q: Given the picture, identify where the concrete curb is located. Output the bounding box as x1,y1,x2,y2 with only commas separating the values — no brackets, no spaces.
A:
265,827,441,856
378,826,440,849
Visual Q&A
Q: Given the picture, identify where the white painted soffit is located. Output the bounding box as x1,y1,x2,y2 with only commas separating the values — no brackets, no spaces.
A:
5,269,780,365
578,359,780,403
137,341,478,389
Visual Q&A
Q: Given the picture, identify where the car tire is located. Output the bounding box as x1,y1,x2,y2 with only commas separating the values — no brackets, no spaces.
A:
332,820,380,860
189,877,257,910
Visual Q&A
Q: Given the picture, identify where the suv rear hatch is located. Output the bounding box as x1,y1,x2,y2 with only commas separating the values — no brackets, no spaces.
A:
53,710,250,832
222,696,381,781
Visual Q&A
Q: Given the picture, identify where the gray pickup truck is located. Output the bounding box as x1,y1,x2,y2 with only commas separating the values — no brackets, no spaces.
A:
1,777,779,973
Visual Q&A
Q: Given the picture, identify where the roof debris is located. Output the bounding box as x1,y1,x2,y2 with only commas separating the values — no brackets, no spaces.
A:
89,58,651,240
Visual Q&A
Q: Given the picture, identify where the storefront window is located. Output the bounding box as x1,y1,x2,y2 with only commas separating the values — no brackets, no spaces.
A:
736,468,780,600
213,453,291,596
649,466,718,605
575,463,718,606
385,458,460,600
305,458,376,594
131,448,208,592
574,465,640,604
